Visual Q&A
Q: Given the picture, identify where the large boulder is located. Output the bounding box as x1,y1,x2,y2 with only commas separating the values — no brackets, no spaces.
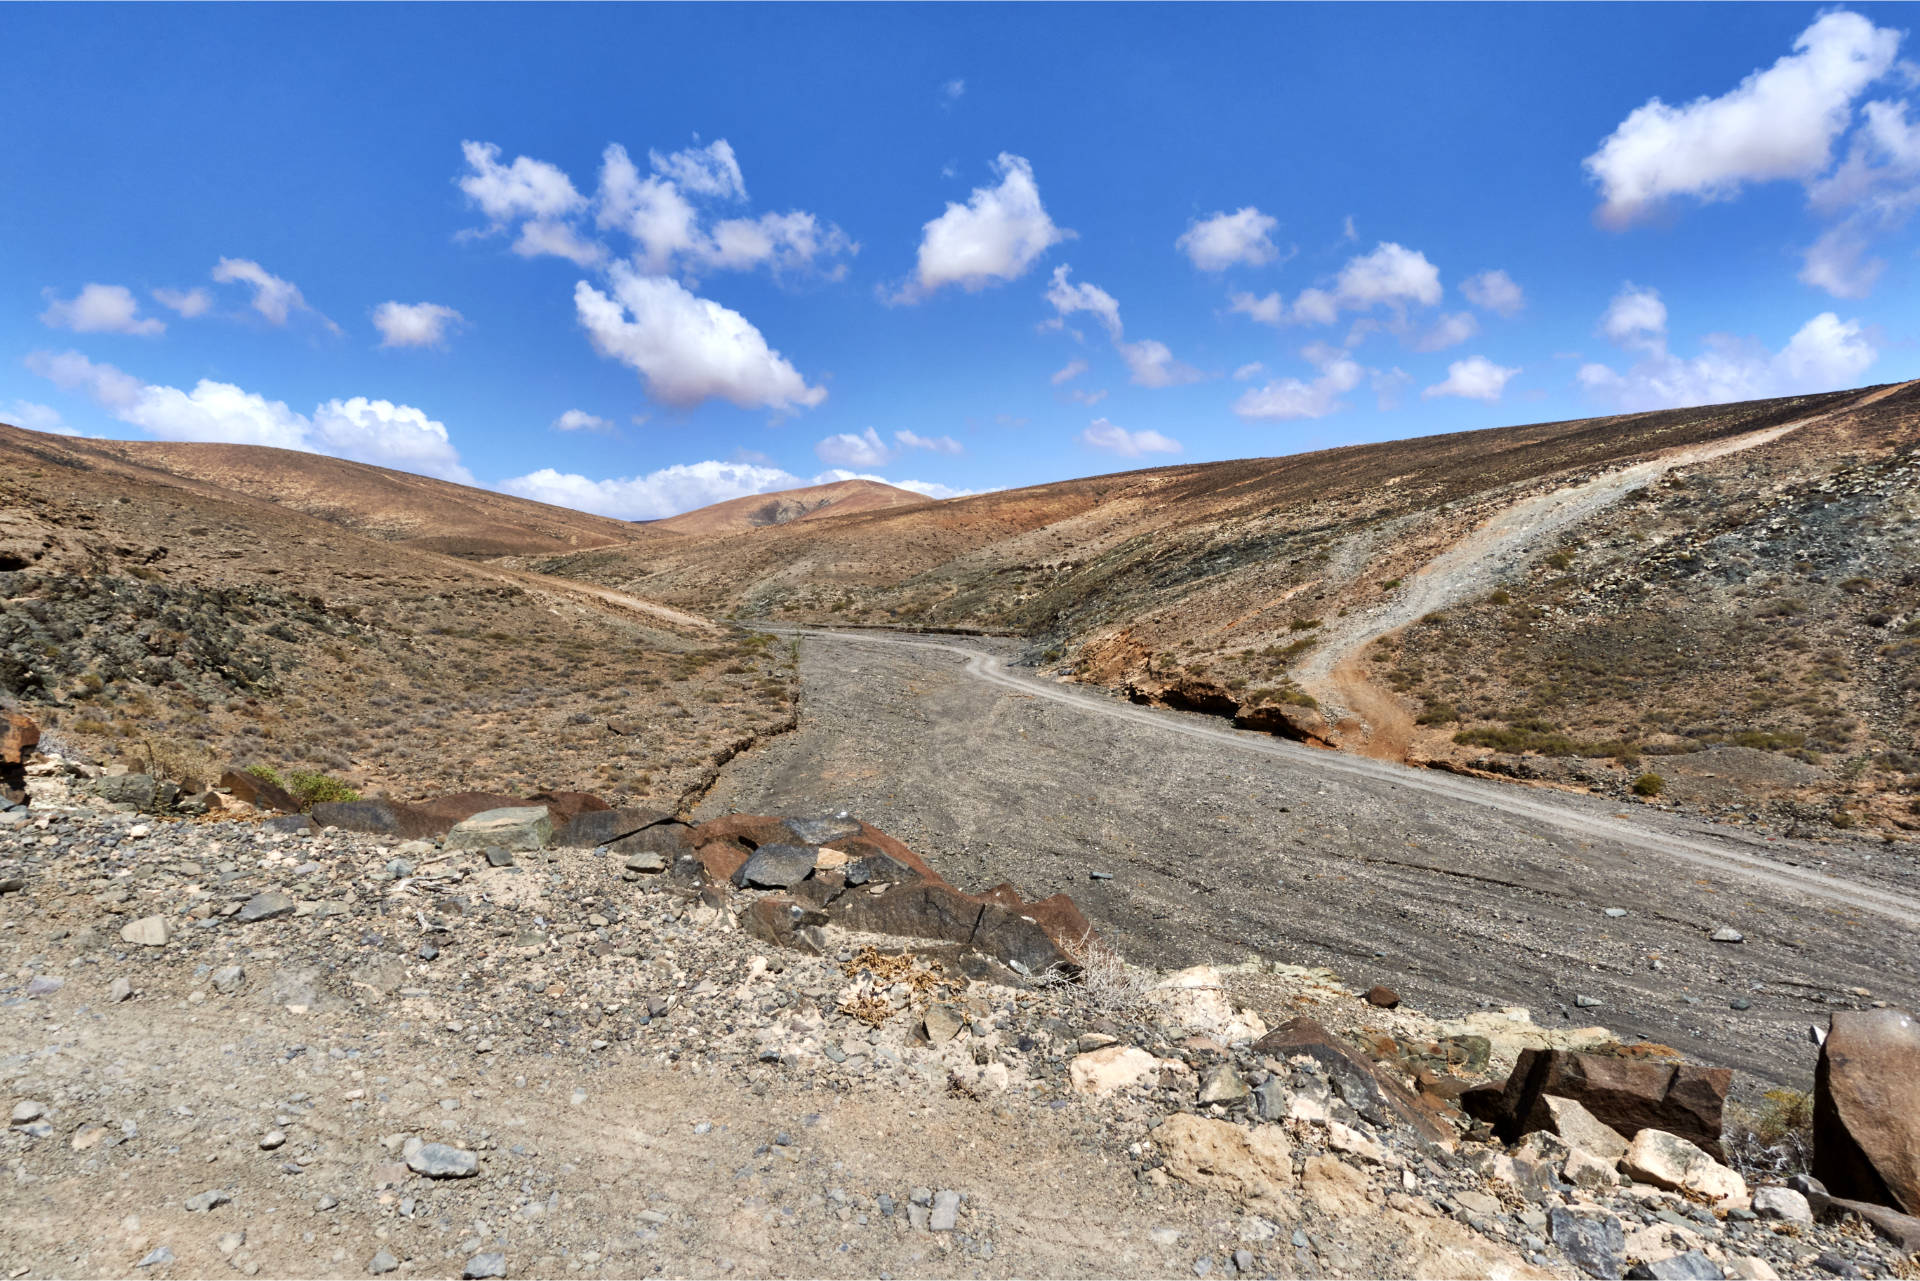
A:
732,843,818,889
1153,1113,1295,1210
219,768,298,814
552,808,669,849
1480,1048,1730,1160
88,773,161,811
311,799,433,838
446,806,553,852
829,881,1075,975
1619,1128,1748,1206
1814,1008,1920,1214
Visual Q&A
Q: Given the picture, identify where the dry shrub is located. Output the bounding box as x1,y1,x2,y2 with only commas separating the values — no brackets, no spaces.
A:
1040,932,1152,1019
1725,1088,1814,1179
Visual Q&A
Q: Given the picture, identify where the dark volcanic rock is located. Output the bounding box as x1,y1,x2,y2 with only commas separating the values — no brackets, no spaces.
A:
784,813,863,845
3,712,39,804
741,897,828,955
732,843,818,889
1252,1017,1452,1146
1548,1207,1624,1280
311,799,407,836
552,808,669,849
1814,1008,1920,1215
1488,1049,1730,1161
88,773,160,811
829,882,1074,974
608,821,693,863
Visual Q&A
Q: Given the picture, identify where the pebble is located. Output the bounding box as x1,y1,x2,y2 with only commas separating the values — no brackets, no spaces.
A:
1710,927,1746,943
367,1249,399,1275
108,976,133,1002
137,1247,175,1269
184,1188,232,1212
259,1130,286,1150
463,1252,506,1279
406,1142,479,1178
929,1189,961,1231
1604,907,1629,917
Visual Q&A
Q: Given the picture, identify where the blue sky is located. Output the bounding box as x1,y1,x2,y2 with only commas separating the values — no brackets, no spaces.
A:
4,4,1917,518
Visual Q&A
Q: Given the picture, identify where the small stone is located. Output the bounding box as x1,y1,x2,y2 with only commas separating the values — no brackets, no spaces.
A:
929,1189,961,1231
1625,1250,1725,1280
418,942,439,961
1604,908,1629,918
210,965,245,994
259,1130,286,1151
1751,1186,1812,1224
184,1188,232,1212
120,915,172,947
406,1142,479,1178
236,892,296,924
1710,927,1745,943
1364,985,1399,1009
922,1004,964,1045
109,976,133,1002
1198,1064,1249,1105
1620,1129,1747,1204
1250,1077,1289,1122
367,1249,399,1276
1730,997,1752,1011
137,1247,175,1268
1233,1249,1255,1273
1574,994,1602,1008
484,847,515,868
1548,1208,1624,1280
217,1231,246,1256
25,974,63,997
11,1100,45,1124
462,1252,506,1279
1089,871,1113,880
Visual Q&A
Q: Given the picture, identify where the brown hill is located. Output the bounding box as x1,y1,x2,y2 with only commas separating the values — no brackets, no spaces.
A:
0,420,788,808
537,382,1920,833
10,430,653,558
652,477,932,536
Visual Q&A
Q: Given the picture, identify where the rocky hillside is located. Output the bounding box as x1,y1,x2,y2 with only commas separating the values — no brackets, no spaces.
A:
651,478,932,537
0,424,785,813
536,383,1920,834
3,750,1917,1280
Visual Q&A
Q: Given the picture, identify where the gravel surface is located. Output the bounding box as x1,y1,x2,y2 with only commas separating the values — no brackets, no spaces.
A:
699,629,1920,1089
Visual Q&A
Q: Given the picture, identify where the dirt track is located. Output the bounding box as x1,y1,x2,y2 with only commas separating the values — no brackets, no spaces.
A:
700,628,1920,1088
1294,382,1917,749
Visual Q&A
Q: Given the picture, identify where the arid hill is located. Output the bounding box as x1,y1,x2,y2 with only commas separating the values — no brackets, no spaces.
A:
11,430,653,558
0,421,787,809
651,476,932,536
536,383,1920,833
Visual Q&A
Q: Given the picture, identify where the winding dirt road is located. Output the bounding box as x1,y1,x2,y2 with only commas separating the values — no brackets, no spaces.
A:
1294,381,1916,750
709,626,1920,1084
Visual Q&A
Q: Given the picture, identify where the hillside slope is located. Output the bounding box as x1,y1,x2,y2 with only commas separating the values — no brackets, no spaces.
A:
537,383,1920,833
651,477,932,536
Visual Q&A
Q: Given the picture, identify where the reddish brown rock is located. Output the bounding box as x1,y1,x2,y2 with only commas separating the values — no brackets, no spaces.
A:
1486,1049,1731,1161
1252,1017,1453,1147
2,712,38,804
1233,701,1333,747
979,883,1025,908
740,898,828,955
694,842,749,886
1021,893,1095,955
523,790,609,821
1815,1008,1920,1215
219,768,299,814
552,808,671,849
830,881,1074,975
690,814,797,850
1366,985,1401,1009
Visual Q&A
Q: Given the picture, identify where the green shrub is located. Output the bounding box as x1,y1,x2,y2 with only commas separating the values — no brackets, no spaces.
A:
244,764,287,790
1632,773,1665,797
1381,578,1402,590
1488,589,1511,605
249,766,358,807
1415,702,1458,725
1288,617,1322,632
1545,551,1574,570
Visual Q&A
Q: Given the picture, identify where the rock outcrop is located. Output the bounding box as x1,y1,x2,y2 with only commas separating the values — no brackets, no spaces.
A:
1814,1007,1920,1215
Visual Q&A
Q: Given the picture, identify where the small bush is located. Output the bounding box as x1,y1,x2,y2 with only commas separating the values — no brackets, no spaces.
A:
1544,551,1574,570
1632,773,1665,797
1415,702,1458,725
1488,589,1512,605
244,764,287,790
1288,617,1322,632
1381,578,1402,590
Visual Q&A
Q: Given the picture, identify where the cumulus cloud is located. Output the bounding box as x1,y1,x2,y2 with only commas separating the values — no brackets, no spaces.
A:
1599,283,1669,352
815,426,893,467
1577,295,1878,411
900,153,1071,299
1233,242,1443,328
1232,343,1365,421
458,140,587,224
1079,417,1181,457
27,348,473,480
39,284,164,336
648,138,746,201
1051,358,1089,385
1461,269,1525,316
152,286,212,318
1,400,80,436
372,300,465,349
1045,265,1201,388
895,429,962,455
553,409,615,433
1414,311,1479,352
1176,207,1281,271
1423,355,1519,402
513,219,605,267
574,264,825,412
942,78,966,104
1584,11,1900,226
212,258,336,332
814,469,974,500
1232,361,1265,381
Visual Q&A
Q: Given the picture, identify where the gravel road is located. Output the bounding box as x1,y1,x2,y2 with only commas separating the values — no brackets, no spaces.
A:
699,629,1920,1088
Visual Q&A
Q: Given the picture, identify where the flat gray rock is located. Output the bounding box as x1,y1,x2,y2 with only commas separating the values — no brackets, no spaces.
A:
784,813,862,845
733,843,817,889
463,1253,506,1279
237,892,295,923
367,1248,400,1275
406,1141,479,1178
447,806,552,852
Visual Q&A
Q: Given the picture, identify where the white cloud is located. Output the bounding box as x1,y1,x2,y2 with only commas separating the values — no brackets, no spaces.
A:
1423,355,1519,402
211,258,335,331
895,428,962,455
942,78,966,104
1578,302,1877,411
1046,265,1201,388
1050,357,1089,385
1068,387,1108,406
574,264,825,412
1461,269,1525,316
311,397,473,483
1079,417,1181,458
1232,361,1265,381
1232,343,1365,421
372,300,465,349
815,427,893,467
553,409,615,433
152,286,212,318
458,139,587,223
648,138,746,201
1341,215,1358,241
1176,207,1281,271
1228,291,1284,326
1414,311,1479,352
704,211,855,278
596,144,702,272
27,348,473,479
500,461,803,521
39,283,164,336
811,468,973,499
1,400,79,436
513,219,605,267
901,153,1070,298
1584,11,1901,226
1599,283,1669,351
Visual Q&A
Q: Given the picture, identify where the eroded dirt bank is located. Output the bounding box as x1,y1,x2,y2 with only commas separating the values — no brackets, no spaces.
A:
697,630,1920,1088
